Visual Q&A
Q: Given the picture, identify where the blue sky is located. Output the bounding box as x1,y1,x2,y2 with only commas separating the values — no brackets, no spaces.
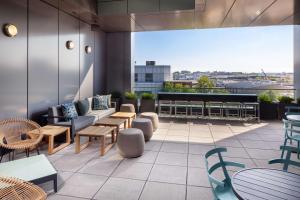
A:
133,26,293,73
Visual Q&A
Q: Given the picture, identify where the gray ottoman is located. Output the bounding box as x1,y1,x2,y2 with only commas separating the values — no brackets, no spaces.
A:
117,128,145,158
132,118,153,142
120,104,136,113
140,112,159,131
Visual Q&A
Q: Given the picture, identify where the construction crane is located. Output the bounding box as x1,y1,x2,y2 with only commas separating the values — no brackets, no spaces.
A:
261,69,268,80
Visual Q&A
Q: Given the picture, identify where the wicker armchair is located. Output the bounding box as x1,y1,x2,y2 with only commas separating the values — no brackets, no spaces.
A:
0,118,43,161
0,176,46,200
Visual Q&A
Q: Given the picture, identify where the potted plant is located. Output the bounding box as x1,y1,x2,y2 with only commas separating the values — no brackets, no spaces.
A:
111,91,122,111
140,93,156,113
259,90,278,120
278,95,295,119
123,92,138,112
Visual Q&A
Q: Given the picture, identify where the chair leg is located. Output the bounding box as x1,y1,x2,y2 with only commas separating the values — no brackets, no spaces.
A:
12,150,15,160
0,154,3,163
281,138,288,158
36,146,40,155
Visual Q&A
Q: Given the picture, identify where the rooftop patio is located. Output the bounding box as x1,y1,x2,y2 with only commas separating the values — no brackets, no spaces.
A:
0,118,294,200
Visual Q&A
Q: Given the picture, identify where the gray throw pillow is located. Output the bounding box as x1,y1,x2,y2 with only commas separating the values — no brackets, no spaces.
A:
77,99,90,116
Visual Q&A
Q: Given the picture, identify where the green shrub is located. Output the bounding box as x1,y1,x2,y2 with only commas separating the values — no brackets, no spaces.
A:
124,92,137,100
278,96,294,104
141,93,155,100
259,93,272,104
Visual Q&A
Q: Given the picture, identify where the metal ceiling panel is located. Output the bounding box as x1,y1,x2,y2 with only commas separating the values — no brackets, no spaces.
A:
251,0,294,26
222,0,276,27
98,15,144,32
195,0,235,28
128,0,159,14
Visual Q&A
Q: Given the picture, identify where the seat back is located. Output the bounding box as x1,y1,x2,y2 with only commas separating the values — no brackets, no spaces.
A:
269,146,300,171
282,119,300,138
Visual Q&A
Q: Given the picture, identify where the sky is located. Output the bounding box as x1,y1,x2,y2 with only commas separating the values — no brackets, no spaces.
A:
133,25,293,73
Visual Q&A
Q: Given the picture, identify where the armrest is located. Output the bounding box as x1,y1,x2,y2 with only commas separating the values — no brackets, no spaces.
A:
111,101,116,109
207,174,225,188
224,161,245,169
48,115,65,119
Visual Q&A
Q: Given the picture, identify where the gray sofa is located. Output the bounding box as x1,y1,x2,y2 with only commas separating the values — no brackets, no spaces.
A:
48,98,116,142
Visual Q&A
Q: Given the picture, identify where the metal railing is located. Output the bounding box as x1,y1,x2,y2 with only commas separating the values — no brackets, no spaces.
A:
133,86,296,99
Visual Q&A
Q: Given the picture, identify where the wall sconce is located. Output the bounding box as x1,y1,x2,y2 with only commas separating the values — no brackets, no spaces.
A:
66,40,75,50
3,23,18,37
85,46,92,54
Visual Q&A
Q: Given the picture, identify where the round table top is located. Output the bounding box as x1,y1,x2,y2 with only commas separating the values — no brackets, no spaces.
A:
232,168,300,200
287,115,300,122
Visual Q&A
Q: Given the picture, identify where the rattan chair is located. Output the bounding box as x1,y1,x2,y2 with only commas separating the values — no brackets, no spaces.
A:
0,176,46,200
0,118,43,161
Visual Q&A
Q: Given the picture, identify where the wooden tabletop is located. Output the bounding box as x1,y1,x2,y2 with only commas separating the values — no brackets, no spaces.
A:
95,117,127,126
232,168,300,200
110,112,136,118
287,115,300,122
77,126,115,137
30,125,69,136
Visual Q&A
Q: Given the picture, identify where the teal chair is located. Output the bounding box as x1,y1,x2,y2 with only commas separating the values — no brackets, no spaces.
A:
269,146,300,171
204,147,245,200
282,119,300,159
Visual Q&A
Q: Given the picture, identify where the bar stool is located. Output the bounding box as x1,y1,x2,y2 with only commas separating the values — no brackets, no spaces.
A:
190,101,204,118
224,102,242,119
207,101,223,118
242,102,260,122
174,101,189,118
158,100,173,117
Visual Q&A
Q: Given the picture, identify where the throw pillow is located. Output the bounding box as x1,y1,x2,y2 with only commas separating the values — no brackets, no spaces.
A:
61,103,78,121
106,94,112,108
77,98,90,116
93,96,109,110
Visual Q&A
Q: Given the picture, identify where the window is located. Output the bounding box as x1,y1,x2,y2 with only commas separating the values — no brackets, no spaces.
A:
135,73,138,82
145,73,153,82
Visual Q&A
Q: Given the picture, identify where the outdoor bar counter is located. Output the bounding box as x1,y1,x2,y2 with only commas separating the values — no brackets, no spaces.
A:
157,92,258,103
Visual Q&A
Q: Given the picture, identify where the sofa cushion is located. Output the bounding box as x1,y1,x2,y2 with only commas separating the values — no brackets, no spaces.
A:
77,98,91,116
61,103,78,121
93,96,109,110
86,108,116,122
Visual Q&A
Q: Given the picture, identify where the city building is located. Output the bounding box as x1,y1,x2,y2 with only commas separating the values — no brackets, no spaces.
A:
134,61,171,94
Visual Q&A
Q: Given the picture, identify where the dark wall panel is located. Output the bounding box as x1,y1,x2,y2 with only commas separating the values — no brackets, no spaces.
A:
94,30,106,95
79,22,94,99
28,0,59,119
59,11,80,104
0,0,28,119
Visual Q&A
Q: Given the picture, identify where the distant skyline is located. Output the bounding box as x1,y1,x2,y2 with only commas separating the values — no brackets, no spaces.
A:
133,26,293,73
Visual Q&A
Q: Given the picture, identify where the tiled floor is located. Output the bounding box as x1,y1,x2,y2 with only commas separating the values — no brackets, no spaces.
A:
3,118,300,200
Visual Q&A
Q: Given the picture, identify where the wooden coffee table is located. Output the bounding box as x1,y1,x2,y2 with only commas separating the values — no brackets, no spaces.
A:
30,125,70,155
95,117,127,138
75,126,116,156
110,112,136,128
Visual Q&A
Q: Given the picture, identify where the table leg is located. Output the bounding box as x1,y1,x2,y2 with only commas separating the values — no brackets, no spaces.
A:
100,136,105,156
75,135,80,153
48,135,54,154
111,129,115,143
116,126,120,141
128,117,131,128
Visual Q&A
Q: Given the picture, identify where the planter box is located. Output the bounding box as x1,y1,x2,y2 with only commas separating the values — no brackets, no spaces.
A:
140,99,156,113
259,102,278,120
278,103,300,119
123,99,138,112
111,97,122,111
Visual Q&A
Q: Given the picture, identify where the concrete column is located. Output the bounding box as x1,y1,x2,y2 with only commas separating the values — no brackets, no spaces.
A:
294,25,300,98
106,32,133,93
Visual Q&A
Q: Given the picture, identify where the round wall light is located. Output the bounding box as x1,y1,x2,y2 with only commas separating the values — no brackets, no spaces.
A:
3,23,18,37
85,46,92,54
66,40,75,50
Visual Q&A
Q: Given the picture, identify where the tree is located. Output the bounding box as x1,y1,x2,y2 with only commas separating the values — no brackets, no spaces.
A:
197,76,215,88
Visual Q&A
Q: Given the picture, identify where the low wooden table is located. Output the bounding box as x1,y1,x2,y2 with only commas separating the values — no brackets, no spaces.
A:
75,126,116,156
95,117,127,138
30,125,70,155
232,168,300,200
110,112,136,128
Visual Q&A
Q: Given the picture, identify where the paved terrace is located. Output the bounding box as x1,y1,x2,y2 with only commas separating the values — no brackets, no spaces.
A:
5,119,300,200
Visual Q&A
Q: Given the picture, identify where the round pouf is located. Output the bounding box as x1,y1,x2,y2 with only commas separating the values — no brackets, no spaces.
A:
132,118,153,141
120,104,136,113
140,112,159,131
117,128,145,158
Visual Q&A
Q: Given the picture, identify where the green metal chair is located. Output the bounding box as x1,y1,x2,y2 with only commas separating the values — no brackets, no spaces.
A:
204,147,245,200
269,146,300,171
282,119,300,159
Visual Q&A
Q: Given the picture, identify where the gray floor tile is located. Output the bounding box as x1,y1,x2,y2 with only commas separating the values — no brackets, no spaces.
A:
155,152,188,166
161,142,188,153
53,153,96,172
246,148,281,160
140,182,186,200
187,167,210,187
47,194,86,200
126,151,158,164
144,141,162,151
149,164,187,184
188,154,206,168
58,173,107,199
187,186,214,200
111,160,153,180
189,144,215,155
94,177,145,200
